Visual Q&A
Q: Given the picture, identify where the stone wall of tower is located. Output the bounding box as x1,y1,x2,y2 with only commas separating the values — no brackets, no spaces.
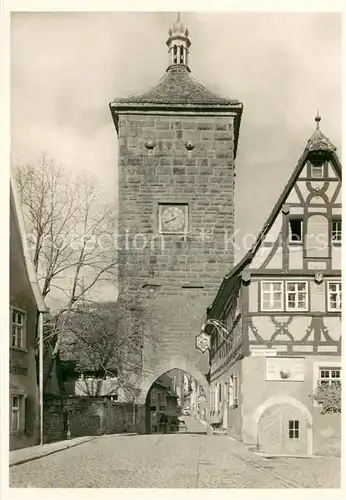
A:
116,112,236,401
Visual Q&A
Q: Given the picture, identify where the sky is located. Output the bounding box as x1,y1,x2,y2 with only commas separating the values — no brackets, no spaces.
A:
10,11,342,304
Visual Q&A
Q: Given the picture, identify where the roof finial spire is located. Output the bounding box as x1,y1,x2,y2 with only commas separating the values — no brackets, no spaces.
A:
166,12,191,72
315,110,321,130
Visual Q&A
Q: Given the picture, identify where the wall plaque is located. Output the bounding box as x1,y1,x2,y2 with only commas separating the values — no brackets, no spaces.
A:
250,347,277,357
265,357,305,381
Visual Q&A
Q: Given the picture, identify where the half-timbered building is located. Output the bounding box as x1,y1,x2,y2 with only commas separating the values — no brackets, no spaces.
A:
206,115,341,456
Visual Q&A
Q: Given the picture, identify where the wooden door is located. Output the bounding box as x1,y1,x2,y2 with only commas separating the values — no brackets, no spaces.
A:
258,404,283,454
258,403,307,455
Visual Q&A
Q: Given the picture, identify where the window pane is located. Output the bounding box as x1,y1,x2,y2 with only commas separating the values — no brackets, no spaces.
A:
332,220,342,241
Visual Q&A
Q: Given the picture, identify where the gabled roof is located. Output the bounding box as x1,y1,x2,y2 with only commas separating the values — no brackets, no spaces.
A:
112,66,241,107
208,117,342,316
10,175,46,313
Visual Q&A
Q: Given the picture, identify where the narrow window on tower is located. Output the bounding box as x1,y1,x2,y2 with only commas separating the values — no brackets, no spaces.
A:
173,45,177,64
180,46,184,64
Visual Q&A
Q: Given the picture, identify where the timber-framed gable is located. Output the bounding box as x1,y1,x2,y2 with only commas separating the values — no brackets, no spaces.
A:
207,114,342,366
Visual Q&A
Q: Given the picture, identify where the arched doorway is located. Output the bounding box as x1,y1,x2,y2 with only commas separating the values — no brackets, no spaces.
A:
144,369,209,434
254,396,313,455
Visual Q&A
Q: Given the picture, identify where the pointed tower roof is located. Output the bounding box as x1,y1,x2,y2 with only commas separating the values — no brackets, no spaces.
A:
305,111,337,153
110,13,243,154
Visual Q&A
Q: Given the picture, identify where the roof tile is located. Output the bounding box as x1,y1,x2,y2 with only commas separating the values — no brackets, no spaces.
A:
112,66,240,106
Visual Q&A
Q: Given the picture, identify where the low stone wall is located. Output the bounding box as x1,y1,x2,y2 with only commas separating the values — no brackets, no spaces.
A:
44,396,135,443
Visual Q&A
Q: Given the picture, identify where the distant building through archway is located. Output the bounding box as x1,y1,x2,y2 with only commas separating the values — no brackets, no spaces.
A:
144,369,209,434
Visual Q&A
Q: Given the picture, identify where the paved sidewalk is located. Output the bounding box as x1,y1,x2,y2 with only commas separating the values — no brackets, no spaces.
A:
10,433,137,467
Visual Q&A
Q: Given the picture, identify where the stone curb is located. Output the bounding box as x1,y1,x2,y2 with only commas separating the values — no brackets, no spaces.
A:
97,432,138,439
10,437,96,467
10,433,138,467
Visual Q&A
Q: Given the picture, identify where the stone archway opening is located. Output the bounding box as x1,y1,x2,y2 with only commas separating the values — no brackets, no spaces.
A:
144,368,209,435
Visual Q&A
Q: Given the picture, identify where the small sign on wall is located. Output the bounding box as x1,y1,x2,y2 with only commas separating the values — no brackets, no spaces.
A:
265,357,305,381
250,346,277,357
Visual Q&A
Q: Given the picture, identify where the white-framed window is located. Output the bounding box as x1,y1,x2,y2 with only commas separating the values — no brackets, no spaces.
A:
288,218,303,243
332,219,342,243
313,361,341,406
311,163,324,178
261,281,284,311
327,281,342,311
319,367,341,387
11,394,24,433
11,308,26,349
286,281,308,311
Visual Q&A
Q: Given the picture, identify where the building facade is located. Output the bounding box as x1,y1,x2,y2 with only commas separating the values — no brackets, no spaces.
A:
110,14,242,432
147,374,179,433
10,176,46,450
207,116,342,456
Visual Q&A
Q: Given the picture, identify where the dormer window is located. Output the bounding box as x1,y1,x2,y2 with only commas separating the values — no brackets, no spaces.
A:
288,218,303,244
311,163,324,178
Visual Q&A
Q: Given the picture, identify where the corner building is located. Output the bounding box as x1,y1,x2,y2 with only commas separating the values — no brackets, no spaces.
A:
207,116,342,456
110,16,243,432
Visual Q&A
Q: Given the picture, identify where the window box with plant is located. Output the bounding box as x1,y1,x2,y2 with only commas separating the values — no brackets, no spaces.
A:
312,367,341,414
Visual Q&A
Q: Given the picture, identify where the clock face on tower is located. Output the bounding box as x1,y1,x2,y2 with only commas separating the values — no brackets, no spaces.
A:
159,204,188,234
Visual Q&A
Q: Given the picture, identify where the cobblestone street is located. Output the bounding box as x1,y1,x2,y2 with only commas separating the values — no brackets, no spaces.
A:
10,433,340,488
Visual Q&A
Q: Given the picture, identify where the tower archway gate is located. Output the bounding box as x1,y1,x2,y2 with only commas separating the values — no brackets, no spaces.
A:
109,13,242,435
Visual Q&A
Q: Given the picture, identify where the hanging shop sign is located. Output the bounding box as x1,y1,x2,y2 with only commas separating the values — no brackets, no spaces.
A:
196,332,211,353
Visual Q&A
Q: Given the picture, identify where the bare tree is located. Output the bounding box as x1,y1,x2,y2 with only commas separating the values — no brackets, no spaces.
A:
15,153,118,382
61,300,144,401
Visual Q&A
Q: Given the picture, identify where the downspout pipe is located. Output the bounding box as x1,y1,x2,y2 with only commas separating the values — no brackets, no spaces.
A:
38,312,44,445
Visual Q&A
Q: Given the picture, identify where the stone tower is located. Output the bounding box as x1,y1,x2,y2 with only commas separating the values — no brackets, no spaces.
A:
110,14,243,432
